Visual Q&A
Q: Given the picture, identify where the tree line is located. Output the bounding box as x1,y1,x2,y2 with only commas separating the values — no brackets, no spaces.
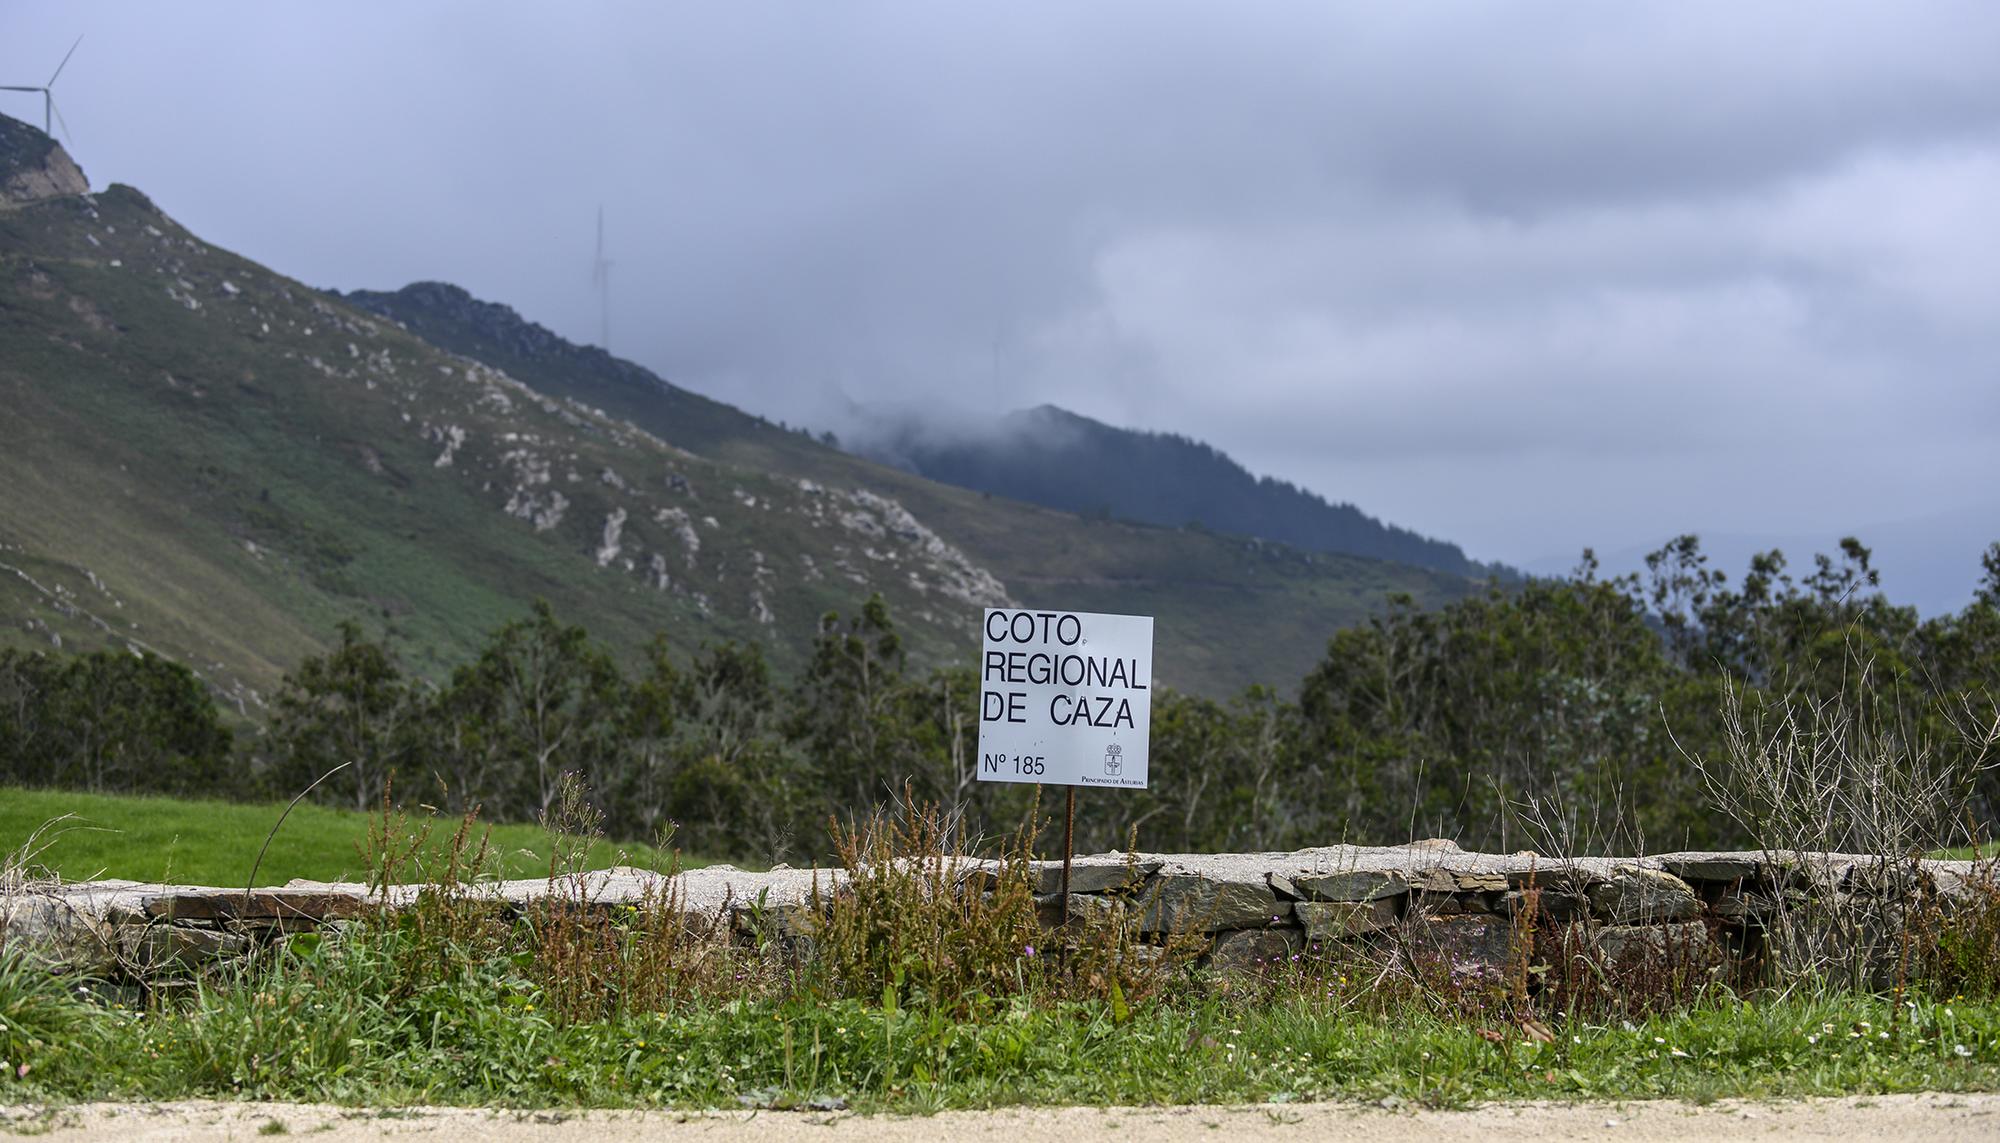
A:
3,537,1996,862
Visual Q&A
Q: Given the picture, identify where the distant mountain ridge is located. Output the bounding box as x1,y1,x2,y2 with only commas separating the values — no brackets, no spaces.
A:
335,284,1486,695
1,110,1481,702
855,404,1505,579
337,281,817,464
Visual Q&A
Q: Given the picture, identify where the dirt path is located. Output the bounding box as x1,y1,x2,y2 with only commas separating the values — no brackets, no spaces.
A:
6,1094,1999,1142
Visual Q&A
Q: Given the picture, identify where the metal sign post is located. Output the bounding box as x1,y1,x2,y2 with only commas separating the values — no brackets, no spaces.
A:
974,607,1153,926
1062,787,1076,923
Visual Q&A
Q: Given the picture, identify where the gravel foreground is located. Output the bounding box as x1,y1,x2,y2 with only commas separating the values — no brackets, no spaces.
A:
5,1095,1999,1142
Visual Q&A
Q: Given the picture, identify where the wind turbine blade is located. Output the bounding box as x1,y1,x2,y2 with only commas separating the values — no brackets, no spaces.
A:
47,35,82,87
50,96,72,145
0,85,45,92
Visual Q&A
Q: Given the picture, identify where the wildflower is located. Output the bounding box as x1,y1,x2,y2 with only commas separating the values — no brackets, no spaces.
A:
1024,944,1036,957
1807,1035,1819,1045
1653,1036,1665,1044
1955,1044,1973,1058
1671,1049,1690,1059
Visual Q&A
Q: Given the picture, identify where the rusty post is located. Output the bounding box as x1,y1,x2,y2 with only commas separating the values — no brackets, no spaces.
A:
1061,786,1076,926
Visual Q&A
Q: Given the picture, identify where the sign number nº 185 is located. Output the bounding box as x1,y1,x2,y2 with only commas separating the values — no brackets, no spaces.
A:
983,753,1045,776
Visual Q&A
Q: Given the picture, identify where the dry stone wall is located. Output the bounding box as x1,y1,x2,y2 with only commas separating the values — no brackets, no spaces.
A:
6,841,1991,982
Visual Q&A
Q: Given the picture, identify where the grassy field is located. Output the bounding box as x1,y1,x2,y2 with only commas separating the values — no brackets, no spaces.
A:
1934,845,1995,861
1,786,695,886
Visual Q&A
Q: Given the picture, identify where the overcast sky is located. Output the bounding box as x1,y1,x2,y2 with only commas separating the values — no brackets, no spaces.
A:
8,2,1997,610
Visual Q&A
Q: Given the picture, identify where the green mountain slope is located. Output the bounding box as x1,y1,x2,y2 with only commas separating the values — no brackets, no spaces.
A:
0,147,1005,706
0,116,1478,702
342,282,1487,693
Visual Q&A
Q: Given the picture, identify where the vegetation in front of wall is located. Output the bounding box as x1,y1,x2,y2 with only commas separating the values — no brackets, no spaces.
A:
8,969,2000,1112
5,788,2000,1112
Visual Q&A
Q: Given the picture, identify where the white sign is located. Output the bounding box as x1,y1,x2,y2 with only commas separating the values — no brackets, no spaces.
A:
975,607,1153,790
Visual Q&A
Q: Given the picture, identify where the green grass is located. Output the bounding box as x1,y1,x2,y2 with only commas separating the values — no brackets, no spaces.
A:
1932,846,1994,861
1,786,698,886
9,960,2000,1111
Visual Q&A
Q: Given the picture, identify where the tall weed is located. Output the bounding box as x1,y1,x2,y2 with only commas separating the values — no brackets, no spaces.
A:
522,774,729,1023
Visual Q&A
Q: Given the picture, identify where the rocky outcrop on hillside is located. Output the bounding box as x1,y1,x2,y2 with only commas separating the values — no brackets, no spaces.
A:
0,113,88,204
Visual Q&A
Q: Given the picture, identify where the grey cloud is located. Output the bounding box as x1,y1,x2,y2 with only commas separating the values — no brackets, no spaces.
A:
8,0,1997,610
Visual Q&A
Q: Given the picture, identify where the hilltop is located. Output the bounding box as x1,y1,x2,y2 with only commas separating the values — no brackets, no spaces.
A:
848,403,1506,578
0,114,1479,703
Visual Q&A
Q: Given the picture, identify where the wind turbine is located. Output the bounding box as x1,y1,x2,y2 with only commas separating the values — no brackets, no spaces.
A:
592,205,613,352
2,36,83,141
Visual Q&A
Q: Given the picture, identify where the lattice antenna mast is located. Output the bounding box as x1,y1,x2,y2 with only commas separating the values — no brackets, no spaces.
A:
591,205,613,352
1,36,83,140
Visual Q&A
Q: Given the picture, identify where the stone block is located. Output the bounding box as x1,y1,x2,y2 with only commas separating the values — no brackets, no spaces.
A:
1141,868,1284,933
1844,861,1926,897
143,890,368,923
1034,893,1137,928
733,899,820,940
1594,921,1718,969
1207,927,1303,973
1295,899,1397,941
1402,913,1516,980
1,900,122,977
127,925,249,970
1656,854,1763,883
1587,866,1699,923
1408,868,1460,894
1502,888,1587,921
1031,856,1159,896
1288,870,1408,902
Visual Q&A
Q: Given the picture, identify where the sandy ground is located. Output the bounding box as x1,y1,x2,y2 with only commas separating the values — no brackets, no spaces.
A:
4,1094,1999,1142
